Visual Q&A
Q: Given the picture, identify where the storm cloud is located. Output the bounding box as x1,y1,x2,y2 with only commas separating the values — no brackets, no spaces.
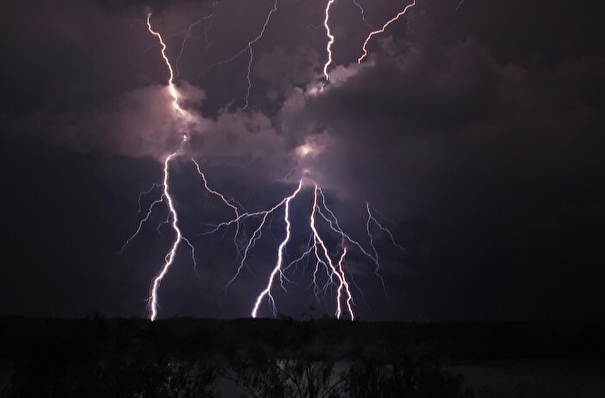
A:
0,0,603,320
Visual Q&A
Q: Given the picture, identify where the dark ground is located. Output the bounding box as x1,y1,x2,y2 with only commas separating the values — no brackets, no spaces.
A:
1,317,604,397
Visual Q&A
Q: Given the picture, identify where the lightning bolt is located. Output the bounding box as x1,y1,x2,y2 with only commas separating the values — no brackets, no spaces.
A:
146,13,186,115
200,179,357,319
123,13,197,320
125,151,247,320
125,9,406,321
322,0,338,81
200,0,279,109
191,158,240,217
242,0,279,109
308,185,355,319
365,202,406,295
366,202,406,253
174,3,217,78
174,20,204,79
149,153,186,321
203,2,218,53
191,157,244,251
120,193,165,254
251,180,303,318
351,0,373,29
456,0,465,10
197,174,403,319
357,0,417,63
201,181,303,291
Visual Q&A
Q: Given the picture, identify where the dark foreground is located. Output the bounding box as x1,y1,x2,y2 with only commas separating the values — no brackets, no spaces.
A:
1,317,604,397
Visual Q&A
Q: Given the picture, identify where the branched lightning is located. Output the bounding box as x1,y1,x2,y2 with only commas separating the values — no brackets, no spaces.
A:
251,180,303,318
364,203,406,295
124,13,196,320
203,2,218,52
357,0,417,63
351,0,373,29
309,185,354,319
120,194,165,254
199,0,279,109
143,153,201,320
127,171,402,319
242,0,279,109
204,178,404,320
174,4,217,78
174,20,204,79
191,158,240,217
191,157,243,250
201,182,302,291
366,202,406,252
124,7,407,321
148,153,184,321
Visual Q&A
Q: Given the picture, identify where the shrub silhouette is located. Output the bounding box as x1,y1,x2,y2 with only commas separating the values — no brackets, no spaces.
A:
345,356,475,398
1,318,475,398
228,347,344,398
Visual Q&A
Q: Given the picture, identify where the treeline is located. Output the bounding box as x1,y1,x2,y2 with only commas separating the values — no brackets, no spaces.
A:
1,316,604,361
0,316,603,396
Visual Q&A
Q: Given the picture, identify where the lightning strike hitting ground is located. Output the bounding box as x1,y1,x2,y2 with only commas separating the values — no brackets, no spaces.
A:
309,185,355,319
124,9,404,321
357,0,417,63
202,179,403,320
149,153,185,321
200,181,306,292
127,169,402,319
251,180,303,318
126,14,198,320
207,179,357,320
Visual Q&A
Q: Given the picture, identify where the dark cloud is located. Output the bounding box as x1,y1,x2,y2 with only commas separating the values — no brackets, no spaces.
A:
255,45,321,93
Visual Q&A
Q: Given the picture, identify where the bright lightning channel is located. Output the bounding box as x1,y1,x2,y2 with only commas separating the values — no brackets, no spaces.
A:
133,13,200,320
146,13,185,115
308,185,354,319
126,9,404,321
145,13,188,320
206,178,402,320
149,153,185,321
357,0,417,63
251,180,304,318
322,0,338,81
207,179,357,320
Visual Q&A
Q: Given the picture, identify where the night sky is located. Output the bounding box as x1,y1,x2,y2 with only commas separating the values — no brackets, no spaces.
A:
1,0,603,321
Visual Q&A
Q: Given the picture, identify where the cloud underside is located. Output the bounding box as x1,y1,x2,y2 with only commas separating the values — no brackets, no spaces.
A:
0,0,602,218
